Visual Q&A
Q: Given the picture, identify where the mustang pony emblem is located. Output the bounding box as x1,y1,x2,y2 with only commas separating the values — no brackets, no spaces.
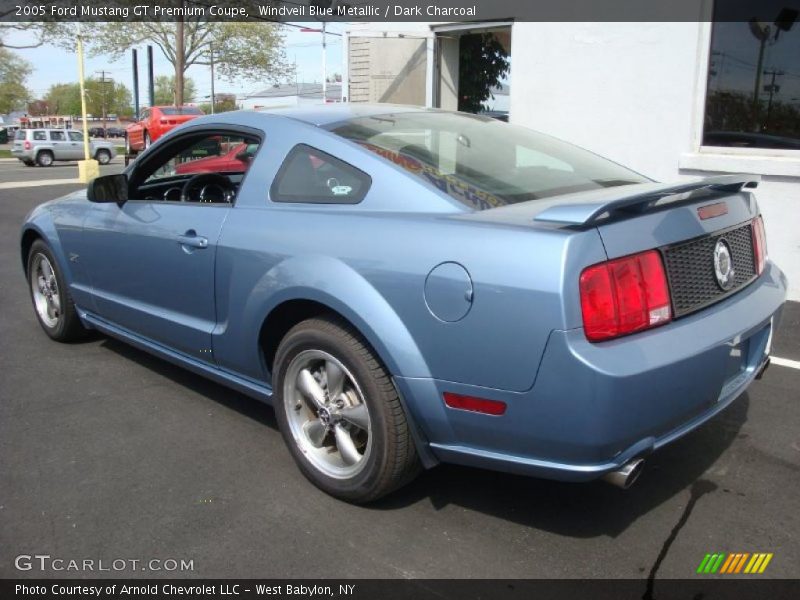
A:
714,238,736,290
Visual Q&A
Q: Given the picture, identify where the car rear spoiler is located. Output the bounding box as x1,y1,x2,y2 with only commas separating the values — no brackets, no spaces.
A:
533,174,760,227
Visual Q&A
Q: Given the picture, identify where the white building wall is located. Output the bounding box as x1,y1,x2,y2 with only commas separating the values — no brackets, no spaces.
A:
509,21,800,300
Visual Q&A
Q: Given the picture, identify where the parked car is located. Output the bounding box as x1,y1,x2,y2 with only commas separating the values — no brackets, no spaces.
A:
125,105,204,155
88,127,106,138
174,140,258,175
11,128,116,166
106,127,127,139
20,106,786,502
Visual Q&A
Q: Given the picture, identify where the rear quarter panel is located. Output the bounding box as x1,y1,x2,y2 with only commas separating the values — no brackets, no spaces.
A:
212,114,608,393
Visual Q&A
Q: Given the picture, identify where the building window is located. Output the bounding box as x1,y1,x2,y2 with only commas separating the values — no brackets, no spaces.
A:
704,6,800,150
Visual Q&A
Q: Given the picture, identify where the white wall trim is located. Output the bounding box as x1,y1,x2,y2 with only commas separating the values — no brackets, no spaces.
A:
680,152,800,177
688,16,713,155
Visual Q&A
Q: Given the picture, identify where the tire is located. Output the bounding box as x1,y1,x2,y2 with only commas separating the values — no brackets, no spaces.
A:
125,134,133,155
95,149,111,165
36,151,54,167
144,131,151,149
26,240,88,342
273,316,420,503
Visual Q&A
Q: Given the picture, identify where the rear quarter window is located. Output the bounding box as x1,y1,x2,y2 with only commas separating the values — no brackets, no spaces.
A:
15,130,26,141
271,144,371,204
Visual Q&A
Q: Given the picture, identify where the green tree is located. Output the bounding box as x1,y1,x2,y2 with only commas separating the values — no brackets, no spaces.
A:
48,84,81,115
198,93,238,114
0,48,32,113
85,79,133,118
457,33,510,113
154,75,197,105
87,21,288,105
44,83,82,116
43,80,133,117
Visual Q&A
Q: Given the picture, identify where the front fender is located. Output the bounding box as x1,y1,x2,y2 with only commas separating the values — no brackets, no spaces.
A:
20,209,70,286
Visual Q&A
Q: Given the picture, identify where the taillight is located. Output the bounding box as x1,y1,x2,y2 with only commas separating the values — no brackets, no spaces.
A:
159,119,168,124
24,140,31,150
443,392,507,416
580,249,672,342
752,215,767,275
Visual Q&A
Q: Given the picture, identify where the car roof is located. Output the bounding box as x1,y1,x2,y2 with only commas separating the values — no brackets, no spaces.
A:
252,103,438,127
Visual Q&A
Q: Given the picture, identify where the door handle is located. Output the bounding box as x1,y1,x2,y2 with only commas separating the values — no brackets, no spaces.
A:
177,231,208,249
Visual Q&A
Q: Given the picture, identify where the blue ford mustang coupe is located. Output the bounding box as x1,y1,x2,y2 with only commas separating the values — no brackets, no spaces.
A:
21,105,786,502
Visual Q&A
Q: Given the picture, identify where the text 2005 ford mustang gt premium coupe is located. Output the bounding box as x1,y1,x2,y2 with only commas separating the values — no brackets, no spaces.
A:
21,105,786,502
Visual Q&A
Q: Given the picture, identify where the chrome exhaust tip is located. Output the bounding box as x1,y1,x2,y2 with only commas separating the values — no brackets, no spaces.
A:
602,458,645,489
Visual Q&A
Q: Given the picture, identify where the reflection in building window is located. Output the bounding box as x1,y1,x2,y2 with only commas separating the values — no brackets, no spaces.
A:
704,5,800,149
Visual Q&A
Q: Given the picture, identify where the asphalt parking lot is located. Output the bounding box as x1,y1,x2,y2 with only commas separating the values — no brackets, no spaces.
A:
0,158,798,582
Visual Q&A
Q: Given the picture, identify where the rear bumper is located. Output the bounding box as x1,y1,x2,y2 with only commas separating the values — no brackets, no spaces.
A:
396,261,787,481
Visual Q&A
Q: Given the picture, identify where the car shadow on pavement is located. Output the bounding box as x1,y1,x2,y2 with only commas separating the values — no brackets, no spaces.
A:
372,395,749,539
98,334,747,539
99,337,278,431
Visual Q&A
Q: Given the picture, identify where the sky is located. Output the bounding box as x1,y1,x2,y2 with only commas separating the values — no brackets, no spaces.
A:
4,22,344,109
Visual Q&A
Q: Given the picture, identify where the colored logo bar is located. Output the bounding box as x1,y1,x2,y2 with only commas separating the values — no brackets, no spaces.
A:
696,552,773,574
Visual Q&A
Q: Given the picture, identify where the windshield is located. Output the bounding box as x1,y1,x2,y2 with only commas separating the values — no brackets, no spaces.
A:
330,112,649,210
159,106,204,116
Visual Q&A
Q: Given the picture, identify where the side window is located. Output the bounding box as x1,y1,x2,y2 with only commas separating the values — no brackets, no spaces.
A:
134,132,261,204
33,131,47,141
49,131,66,141
271,144,371,204
68,131,83,142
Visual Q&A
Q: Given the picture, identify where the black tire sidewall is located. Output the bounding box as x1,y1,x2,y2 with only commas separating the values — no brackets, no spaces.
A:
273,321,394,502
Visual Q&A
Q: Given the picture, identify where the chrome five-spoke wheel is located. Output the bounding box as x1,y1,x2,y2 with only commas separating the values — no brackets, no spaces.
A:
274,317,420,502
283,350,372,479
30,253,61,328
27,239,87,342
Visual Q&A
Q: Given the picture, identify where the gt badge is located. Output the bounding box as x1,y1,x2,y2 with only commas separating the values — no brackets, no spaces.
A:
713,238,735,291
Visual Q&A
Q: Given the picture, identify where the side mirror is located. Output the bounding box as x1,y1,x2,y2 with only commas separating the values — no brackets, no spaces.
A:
87,174,128,204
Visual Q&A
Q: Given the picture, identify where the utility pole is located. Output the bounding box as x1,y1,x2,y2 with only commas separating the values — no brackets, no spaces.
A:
322,21,327,102
763,68,784,130
95,70,112,136
209,44,215,114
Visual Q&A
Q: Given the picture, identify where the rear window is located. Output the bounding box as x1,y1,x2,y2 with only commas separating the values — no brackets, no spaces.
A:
15,130,25,140
330,112,650,210
159,107,204,116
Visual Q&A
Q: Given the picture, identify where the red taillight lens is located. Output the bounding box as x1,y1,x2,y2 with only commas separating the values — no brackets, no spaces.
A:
580,250,672,342
443,392,507,416
24,140,31,150
752,215,767,275
159,119,168,124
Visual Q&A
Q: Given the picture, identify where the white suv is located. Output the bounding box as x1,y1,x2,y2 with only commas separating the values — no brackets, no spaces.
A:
11,129,116,167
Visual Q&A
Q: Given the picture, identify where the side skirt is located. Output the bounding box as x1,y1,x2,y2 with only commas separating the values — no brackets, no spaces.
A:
78,308,273,404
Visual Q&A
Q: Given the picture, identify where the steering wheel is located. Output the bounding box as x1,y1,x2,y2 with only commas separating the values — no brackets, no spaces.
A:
180,173,234,203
